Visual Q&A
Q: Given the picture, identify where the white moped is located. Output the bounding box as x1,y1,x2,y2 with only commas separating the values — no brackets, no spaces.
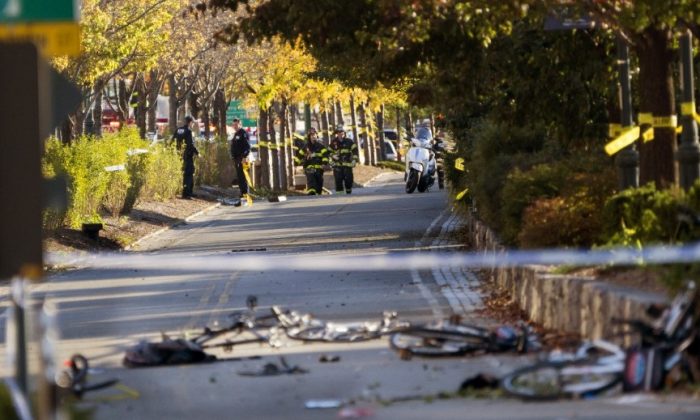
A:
404,128,436,194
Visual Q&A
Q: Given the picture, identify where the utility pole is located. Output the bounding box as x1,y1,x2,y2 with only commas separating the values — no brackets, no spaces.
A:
615,35,639,189
677,30,700,190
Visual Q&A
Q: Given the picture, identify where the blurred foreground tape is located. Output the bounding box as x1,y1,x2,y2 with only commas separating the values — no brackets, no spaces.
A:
0,22,80,56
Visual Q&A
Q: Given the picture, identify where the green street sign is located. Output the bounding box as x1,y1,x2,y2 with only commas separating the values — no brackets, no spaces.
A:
226,100,257,126
1,0,78,23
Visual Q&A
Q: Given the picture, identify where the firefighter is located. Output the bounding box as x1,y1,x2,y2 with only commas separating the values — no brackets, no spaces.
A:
172,116,199,199
294,128,329,195
329,126,358,194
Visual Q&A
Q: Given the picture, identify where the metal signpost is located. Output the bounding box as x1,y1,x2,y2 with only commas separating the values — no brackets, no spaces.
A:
0,0,80,56
1,1,81,418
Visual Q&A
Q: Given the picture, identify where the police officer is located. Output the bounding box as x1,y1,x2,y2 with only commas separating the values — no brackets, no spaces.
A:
229,118,251,201
294,128,329,195
172,116,199,199
329,126,358,194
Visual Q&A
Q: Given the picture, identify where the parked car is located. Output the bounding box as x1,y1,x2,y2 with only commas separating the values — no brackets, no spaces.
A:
383,139,398,161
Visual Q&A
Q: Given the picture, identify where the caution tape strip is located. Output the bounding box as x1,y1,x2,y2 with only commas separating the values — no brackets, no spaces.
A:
242,161,253,187
45,240,700,271
454,158,465,172
604,126,640,156
681,101,700,125
455,188,469,200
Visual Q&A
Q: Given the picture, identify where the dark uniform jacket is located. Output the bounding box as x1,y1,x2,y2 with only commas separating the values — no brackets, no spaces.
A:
294,140,329,170
173,125,198,159
329,138,358,167
230,128,251,160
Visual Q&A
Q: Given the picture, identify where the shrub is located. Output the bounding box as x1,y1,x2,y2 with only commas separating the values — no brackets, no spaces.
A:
122,152,151,214
141,144,181,201
500,163,568,244
196,137,234,188
42,128,182,229
456,119,549,233
518,170,616,248
601,183,685,246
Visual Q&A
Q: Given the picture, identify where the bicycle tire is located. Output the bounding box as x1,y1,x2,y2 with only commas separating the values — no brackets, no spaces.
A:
501,360,622,401
389,325,490,357
287,325,379,343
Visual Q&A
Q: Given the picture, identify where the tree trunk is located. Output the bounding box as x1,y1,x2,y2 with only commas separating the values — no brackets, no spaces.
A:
92,84,103,137
146,70,161,136
321,105,330,145
335,100,344,126
214,88,227,139
350,95,360,164
258,106,271,189
377,104,386,161
188,91,200,120
60,116,74,144
278,100,289,190
168,74,178,135
117,79,128,125
396,106,402,161
405,109,413,137
269,103,281,191
288,103,297,187
358,101,370,165
329,101,336,132
366,101,377,165
312,108,322,132
202,106,211,140
635,27,677,187
136,75,147,138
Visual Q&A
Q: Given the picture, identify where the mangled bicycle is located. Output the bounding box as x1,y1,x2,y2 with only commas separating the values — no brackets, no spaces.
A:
501,281,698,400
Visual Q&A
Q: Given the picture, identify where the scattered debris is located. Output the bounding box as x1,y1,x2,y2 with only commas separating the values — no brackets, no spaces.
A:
337,406,374,418
304,399,344,409
219,198,241,206
123,334,215,367
319,354,341,363
459,373,499,391
238,357,308,377
231,247,267,253
268,195,287,202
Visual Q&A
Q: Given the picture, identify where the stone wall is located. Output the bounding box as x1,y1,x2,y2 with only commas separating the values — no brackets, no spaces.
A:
466,215,666,343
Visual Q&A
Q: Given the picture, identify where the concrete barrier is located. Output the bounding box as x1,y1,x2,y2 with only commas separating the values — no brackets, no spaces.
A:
465,214,667,342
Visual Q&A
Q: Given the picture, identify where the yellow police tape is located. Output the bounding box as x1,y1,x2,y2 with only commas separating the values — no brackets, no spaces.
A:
642,127,654,143
455,157,465,172
608,124,622,138
455,187,469,200
604,126,640,156
638,113,653,126
653,115,677,128
242,161,253,188
681,101,700,124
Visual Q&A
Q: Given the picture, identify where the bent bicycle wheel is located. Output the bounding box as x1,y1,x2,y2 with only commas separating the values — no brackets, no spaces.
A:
501,360,622,401
287,325,379,343
389,326,489,357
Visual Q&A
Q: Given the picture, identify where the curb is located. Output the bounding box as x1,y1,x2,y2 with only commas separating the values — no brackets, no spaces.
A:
124,201,221,251
361,171,394,187
464,214,667,344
